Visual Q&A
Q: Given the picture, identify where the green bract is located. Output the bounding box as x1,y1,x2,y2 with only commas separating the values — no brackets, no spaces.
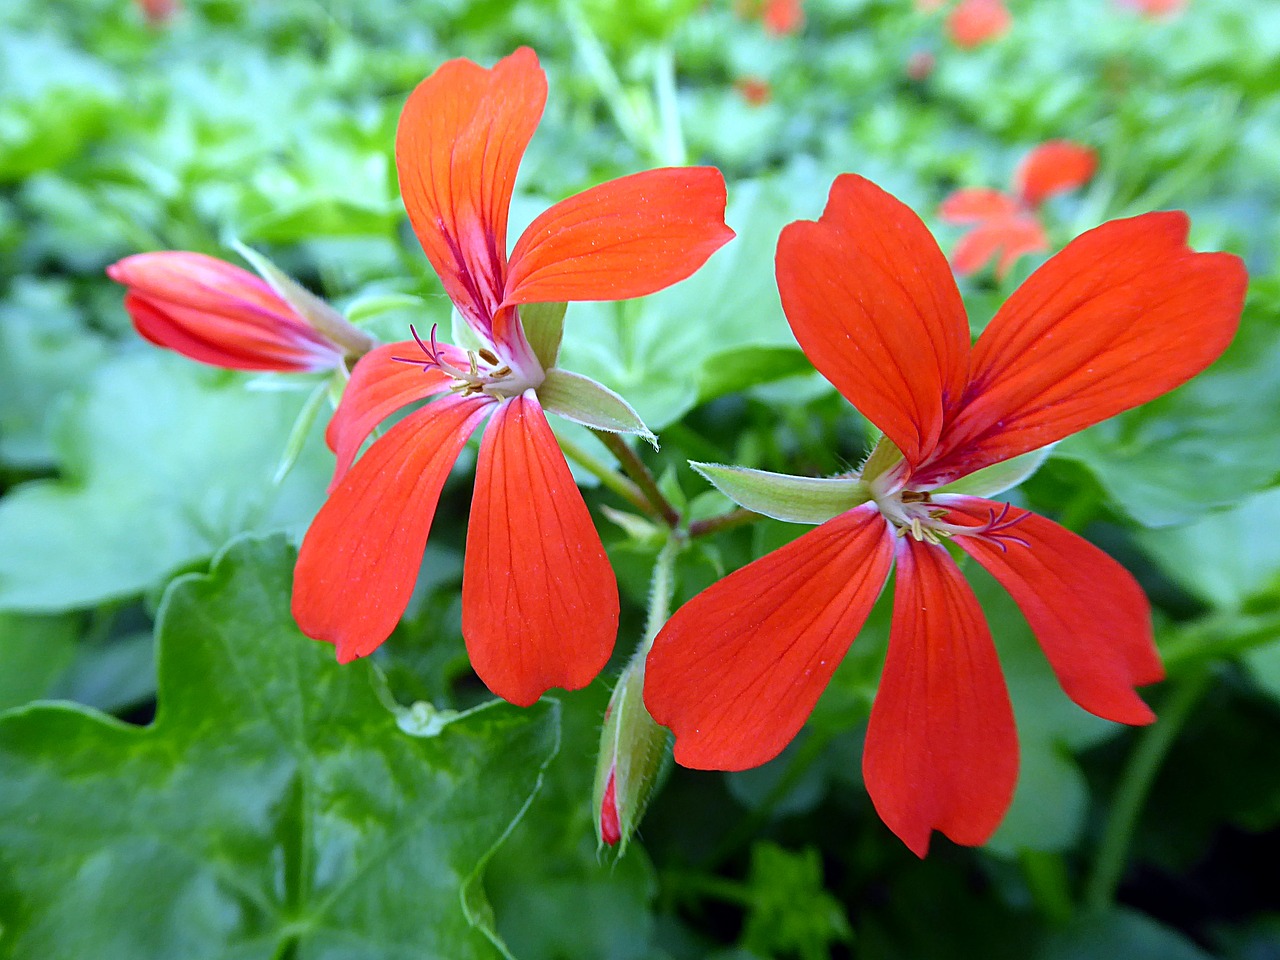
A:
691,462,871,524
538,368,658,449
0,536,559,960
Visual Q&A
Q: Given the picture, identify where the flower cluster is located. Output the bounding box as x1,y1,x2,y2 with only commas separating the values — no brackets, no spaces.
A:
110,47,1246,856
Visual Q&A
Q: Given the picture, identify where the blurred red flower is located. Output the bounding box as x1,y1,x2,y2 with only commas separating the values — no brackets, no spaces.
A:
940,140,1097,279
645,174,1246,856
735,76,773,105
1115,0,1187,16
292,49,732,705
947,0,1011,48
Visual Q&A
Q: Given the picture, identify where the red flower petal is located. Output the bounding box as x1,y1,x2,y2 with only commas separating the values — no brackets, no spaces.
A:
395,48,546,339
944,496,1162,724
776,174,970,467
949,215,1048,278
863,536,1018,857
644,505,894,770
325,340,469,488
1015,141,1098,208
502,167,733,310
924,212,1247,483
946,0,1012,48
462,393,618,706
938,188,1020,224
292,394,491,662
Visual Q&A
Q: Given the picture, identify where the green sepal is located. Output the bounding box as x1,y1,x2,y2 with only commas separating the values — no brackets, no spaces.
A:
935,445,1056,498
691,462,872,525
518,301,567,370
538,368,658,449
231,240,377,357
592,653,672,855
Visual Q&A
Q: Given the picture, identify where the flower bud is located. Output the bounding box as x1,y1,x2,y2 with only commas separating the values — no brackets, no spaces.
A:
592,652,671,851
107,252,348,373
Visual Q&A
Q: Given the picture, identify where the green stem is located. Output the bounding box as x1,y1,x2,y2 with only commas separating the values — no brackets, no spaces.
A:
592,429,681,528
642,536,680,647
558,433,654,517
562,0,659,162
651,44,687,166
1020,850,1075,926
687,507,763,540
1083,668,1212,912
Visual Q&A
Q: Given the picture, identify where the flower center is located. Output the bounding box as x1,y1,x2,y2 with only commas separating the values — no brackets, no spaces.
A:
874,489,1030,552
394,324,542,399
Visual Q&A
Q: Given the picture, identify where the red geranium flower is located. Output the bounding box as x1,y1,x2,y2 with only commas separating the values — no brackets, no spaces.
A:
644,175,1246,855
946,0,1011,48
108,252,349,373
292,49,733,706
941,140,1097,279
1115,0,1187,17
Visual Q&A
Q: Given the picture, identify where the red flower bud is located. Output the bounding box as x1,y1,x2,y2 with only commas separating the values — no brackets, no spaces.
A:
108,252,347,373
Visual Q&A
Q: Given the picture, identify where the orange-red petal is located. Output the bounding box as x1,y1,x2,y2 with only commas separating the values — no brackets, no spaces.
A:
938,187,1020,224
762,0,804,35
863,536,1018,857
949,215,1048,278
776,174,970,467
644,505,894,770
292,394,491,662
944,496,1162,724
325,340,468,488
395,48,546,338
462,392,618,706
1015,141,1098,208
924,212,1247,483
502,167,733,310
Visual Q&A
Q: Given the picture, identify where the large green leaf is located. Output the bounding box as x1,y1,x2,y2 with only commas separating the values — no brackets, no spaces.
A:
0,350,332,613
0,535,560,960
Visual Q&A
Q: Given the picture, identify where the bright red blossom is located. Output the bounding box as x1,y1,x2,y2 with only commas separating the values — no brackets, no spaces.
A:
644,174,1246,856
108,252,346,373
291,49,732,706
940,140,1097,279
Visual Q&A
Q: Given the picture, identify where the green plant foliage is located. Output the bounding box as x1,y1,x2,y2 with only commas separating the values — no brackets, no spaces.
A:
0,352,331,612
0,536,560,959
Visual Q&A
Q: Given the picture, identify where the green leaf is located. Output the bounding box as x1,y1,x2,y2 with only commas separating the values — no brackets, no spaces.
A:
1138,488,1280,611
0,535,560,960
0,351,333,613
538,368,657,449
1036,908,1213,960
691,462,870,524
0,613,78,712
0,279,108,469
697,345,814,404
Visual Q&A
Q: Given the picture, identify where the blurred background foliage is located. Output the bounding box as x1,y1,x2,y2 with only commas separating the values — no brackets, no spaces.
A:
1,0,1278,957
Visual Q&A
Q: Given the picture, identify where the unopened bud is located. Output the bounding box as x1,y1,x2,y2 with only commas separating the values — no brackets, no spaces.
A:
592,653,671,852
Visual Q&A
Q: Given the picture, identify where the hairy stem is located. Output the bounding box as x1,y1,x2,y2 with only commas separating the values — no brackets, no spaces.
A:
558,433,654,517
592,429,681,528
688,507,764,540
